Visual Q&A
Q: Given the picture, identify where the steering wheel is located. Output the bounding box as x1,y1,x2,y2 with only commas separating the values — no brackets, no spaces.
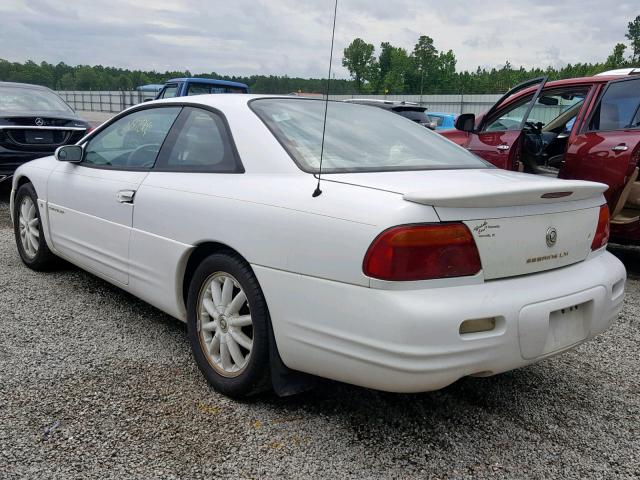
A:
127,144,159,168
524,121,543,133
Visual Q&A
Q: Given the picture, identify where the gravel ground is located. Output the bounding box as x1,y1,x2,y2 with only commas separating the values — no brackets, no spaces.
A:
0,183,638,479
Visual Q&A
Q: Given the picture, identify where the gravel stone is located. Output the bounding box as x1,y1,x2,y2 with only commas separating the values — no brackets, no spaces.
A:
0,183,638,479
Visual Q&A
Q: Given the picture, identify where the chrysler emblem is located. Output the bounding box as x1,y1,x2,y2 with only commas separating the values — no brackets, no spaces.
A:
546,227,558,248
35,118,44,126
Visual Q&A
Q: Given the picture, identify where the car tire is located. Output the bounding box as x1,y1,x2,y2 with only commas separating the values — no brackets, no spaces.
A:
187,251,271,398
13,183,58,271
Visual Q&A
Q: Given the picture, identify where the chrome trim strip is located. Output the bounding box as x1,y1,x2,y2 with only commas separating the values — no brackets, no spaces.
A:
0,126,87,131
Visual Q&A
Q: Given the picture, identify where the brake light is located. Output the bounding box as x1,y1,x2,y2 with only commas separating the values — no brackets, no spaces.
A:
363,224,482,281
591,204,610,251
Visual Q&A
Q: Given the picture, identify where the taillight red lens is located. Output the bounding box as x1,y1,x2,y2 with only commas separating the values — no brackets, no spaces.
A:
363,223,482,281
591,204,610,251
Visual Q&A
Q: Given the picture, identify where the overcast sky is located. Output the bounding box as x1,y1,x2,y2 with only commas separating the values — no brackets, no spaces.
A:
0,0,637,78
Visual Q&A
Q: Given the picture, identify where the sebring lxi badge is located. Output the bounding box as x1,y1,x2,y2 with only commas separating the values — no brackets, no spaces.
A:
546,227,558,248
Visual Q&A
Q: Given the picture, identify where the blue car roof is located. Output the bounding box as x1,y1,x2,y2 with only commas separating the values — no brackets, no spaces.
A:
165,77,249,89
427,112,456,117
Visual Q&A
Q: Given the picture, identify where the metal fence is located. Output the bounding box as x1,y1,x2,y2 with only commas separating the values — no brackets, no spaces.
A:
57,90,503,115
56,90,157,113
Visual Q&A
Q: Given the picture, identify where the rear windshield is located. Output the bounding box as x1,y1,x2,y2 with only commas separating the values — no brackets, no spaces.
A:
0,85,74,114
251,98,488,173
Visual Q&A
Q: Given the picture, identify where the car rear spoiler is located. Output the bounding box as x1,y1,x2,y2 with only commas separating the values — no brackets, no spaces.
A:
403,180,608,208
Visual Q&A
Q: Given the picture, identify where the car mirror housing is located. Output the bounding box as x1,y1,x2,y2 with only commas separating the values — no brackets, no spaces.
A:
55,145,83,163
455,113,476,132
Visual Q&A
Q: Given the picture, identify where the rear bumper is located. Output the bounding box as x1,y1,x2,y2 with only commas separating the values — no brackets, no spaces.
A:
255,251,626,393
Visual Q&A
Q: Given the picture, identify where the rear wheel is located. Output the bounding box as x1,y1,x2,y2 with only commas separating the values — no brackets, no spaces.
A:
13,183,57,270
187,252,271,397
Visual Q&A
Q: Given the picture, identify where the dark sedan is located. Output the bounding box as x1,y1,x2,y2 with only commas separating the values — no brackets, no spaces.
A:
0,82,90,182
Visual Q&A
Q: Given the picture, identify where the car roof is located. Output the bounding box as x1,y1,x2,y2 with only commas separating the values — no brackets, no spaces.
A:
0,81,51,91
165,77,249,89
494,73,634,110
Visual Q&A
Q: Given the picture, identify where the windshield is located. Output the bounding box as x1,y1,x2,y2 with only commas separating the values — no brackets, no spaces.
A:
0,85,74,114
251,98,488,173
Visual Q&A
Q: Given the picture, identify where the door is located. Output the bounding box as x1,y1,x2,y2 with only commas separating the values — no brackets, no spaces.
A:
47,106,182,284
465,77,548,170
562,76,640,206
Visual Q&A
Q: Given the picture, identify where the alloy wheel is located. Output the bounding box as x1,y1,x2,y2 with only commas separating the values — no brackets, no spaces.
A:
197,272,254,377
18,196,40,259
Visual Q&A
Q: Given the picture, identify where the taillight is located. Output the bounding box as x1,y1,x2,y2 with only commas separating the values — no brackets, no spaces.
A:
363,223,482,281
591,204,610,251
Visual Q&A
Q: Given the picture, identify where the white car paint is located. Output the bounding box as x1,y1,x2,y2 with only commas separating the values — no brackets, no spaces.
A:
10,95,626,393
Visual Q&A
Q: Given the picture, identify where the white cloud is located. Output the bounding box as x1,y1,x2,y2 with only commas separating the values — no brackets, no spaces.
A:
0,0,636,77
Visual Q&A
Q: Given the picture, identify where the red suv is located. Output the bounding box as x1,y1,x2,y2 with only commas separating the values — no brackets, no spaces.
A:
440,71,640,246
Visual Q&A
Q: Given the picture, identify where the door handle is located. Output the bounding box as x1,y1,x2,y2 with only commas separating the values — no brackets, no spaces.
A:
116,190,136,204
497,144,510,151
611,144,628,152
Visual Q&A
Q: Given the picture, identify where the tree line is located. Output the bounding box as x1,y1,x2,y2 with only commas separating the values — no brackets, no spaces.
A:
1,15,638,95
342,15,640,94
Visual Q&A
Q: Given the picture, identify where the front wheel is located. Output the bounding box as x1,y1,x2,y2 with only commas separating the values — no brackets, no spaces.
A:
13,183,58,270
187,252,271,397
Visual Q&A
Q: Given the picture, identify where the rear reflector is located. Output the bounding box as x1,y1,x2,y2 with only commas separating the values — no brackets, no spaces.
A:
591,204,610,251
459,317,496,335
363,223,482,281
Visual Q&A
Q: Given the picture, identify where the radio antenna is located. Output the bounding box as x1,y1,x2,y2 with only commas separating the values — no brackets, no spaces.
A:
312,0,338,198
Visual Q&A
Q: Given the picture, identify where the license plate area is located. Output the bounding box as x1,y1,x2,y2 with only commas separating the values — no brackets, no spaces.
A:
543,301,591,354
25,130,54,144
518,286,606,360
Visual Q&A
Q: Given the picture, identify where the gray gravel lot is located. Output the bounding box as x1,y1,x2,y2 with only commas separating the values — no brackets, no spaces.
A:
0,183,638,479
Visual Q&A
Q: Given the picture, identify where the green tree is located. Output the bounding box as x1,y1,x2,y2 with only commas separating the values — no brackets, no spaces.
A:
606,43,628,69
626,15,640,61
342,38,376,93
382,47,411,94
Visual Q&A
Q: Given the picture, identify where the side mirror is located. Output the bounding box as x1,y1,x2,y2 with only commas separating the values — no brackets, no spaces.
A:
455,113,476,132
55,145,83,163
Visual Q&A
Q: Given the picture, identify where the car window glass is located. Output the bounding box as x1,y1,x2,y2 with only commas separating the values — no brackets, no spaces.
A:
251,99,489,173
156,107,240,172
0,85,74,114
484,94,533,132
589,79,640,131
187,84,210,96
427,115,444,127
160,85,178,99
486,90,587,133
83,107,181,169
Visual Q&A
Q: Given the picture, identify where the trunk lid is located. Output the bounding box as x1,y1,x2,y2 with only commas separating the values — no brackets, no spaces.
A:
327,169,606,280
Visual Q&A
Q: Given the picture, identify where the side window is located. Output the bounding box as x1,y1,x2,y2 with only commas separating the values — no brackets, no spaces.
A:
83,107,181,169
485,89,588,133
155,107,242,172
187,84,210,96
589,78,640,131
160,84,179,99
484,95,533,132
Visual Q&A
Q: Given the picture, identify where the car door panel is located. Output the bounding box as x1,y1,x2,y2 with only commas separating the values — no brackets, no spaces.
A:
466,130,522,170
562,76,640,208
464,77,548,170
46,106,182,284
47,164,148,284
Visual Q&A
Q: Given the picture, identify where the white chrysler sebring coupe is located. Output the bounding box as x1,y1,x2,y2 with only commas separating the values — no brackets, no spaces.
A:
10,95,626,398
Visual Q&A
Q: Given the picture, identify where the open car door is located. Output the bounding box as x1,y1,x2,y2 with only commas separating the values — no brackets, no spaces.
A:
464,77,548,170
561,75,640,222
